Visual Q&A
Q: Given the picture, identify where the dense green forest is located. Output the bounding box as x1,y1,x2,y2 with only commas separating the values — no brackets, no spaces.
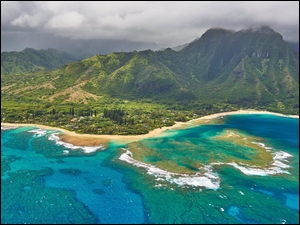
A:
1,26,298,135
1,48,77,75
1,91,240,135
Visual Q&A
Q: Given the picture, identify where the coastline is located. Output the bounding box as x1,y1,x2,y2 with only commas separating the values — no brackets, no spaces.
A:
1,109,298,147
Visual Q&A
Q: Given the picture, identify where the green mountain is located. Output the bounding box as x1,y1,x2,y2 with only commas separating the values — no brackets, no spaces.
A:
1,26,299,119
178,26,299,109
1,48,77,75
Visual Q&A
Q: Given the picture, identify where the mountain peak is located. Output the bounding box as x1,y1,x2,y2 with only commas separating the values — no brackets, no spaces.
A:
180,27,234,53
197,27,234,43
242,25,277,35
203,27,234,36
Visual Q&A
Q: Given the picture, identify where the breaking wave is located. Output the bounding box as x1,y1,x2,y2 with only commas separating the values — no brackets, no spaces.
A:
24,128,106,153
28,128,47,137
119,148,220,190
119,143,293,190
1,126,18,130
48,133,106,153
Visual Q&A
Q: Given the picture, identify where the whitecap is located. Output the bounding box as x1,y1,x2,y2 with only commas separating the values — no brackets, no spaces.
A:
119,149,220,190
226,161,289,176
1,126,18,130
252,141,265,148
272,160,290,168
217,145,293,176
119,145,293,190
48,133,105,153
48,133,60,141
273,151,292,162
280,219,286,224
28,128,47,137
269,151,292,169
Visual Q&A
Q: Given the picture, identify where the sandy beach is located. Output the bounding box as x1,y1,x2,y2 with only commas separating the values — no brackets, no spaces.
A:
1,109,298,147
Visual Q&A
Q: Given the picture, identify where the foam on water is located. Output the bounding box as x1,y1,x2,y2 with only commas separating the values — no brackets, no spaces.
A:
48,133,106,153
225,161,290,176
1,126,18,130
218,143,293,176
252,141,266,148
120,139,293,189
119,148,220,190
238,190,244,195
280,219,286,224
119,138,294,189
28,128,47,137
273,151,293,161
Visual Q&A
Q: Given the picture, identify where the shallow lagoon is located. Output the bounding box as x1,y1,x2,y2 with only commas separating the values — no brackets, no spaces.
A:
1,114,299,223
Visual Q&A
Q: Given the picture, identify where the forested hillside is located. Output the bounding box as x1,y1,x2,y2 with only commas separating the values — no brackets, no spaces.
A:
1,48,77,75
1,26,298,135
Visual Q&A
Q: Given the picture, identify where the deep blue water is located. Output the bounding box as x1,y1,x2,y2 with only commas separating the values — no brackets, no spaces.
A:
1,114,299,224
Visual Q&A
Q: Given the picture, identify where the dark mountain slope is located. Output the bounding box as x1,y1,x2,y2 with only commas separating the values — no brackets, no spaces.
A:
176,26,299,109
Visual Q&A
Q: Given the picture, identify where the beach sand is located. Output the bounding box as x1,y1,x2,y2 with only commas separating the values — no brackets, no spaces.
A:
1,110,298,147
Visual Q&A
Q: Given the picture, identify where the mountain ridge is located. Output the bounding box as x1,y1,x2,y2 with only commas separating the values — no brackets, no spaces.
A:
1,48,78,75
1,25,299,116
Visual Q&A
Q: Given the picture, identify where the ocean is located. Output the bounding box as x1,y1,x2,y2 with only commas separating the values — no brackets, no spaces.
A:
1,113,299,224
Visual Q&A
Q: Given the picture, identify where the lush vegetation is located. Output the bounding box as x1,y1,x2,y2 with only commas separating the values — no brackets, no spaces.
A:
1,48,77,75
1,26,298,135
1,91,239,135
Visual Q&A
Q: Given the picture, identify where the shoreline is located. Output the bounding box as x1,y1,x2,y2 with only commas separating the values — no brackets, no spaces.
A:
1,109,298,146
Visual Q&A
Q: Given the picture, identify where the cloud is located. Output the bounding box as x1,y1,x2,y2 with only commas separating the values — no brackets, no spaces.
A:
46,11,85,29
1,1,21,24
1,1,299,49
11,12,45,28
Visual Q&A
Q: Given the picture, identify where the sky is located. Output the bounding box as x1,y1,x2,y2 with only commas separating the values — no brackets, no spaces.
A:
1,1,299,52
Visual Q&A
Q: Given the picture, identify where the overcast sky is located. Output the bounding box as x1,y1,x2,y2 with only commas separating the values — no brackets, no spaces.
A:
1,1,299,52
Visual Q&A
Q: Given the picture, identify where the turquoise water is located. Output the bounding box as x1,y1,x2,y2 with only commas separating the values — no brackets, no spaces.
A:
1,114,299,224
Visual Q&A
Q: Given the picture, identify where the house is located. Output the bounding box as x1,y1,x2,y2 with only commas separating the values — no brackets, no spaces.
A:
70,118,77,122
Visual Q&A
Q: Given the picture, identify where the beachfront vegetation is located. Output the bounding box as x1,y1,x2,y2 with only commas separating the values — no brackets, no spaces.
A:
1,26,298,135
1,95,239,135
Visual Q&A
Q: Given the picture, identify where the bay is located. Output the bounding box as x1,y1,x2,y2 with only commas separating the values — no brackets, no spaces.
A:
1,113,299,224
